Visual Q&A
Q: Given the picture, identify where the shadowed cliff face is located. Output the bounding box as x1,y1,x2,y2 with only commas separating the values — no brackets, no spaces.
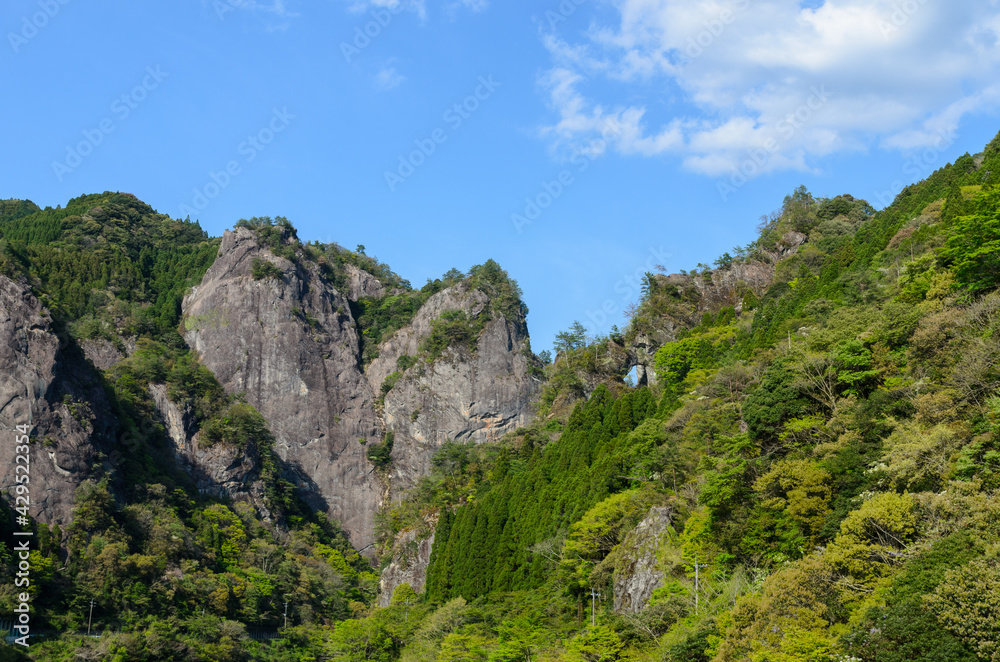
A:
0,275,115,526
182,228,539,551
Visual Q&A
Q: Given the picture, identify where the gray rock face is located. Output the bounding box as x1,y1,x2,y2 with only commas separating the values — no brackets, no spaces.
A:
148,384,270,519
377,516,436,607
183,228,383,550
343,264,388,300
369,282,539,488
79,338,126,371
182,229,539,555
383,318,537,488
612,506,673,614
0,275,114,527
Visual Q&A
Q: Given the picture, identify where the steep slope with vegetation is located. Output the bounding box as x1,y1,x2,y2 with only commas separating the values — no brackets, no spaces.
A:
341,131,1000,662
0,193,539,659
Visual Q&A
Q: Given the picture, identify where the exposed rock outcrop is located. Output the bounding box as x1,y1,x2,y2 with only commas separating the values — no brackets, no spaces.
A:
0,275,115,526
377,515,437,607
344,264,388,300
79,338,126,371
182,228,540,553
612,506,673,614
183,228,382,550
369,283,539,488
148,384,270,519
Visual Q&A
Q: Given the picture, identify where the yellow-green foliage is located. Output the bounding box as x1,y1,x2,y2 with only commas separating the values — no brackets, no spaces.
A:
562,488,663,565
926,558,1000,660
754,459,832,543
711,556,838,662
825,492,919,596
878,421,959,491
317,543,360,581
200,505,249,569
564,625,626,662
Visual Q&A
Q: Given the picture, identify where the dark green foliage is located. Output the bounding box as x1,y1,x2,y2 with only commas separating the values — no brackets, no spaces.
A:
941,188,1000,294
467,258,528,333
351,269,466,364
250,257,283,281
380,371,403,400
0,192,218,341
842,599,977,662
742,362,810,443
425,386,658,601
235,216,298,260
355,260,527,365
834,339,881,397
421,309,483,361
0,198,41,222
841,533,981,662
397,354,418,372
367,431,394,470
665,626,714,662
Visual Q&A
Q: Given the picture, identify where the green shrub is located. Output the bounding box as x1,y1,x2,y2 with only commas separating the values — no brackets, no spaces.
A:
250,257,283,281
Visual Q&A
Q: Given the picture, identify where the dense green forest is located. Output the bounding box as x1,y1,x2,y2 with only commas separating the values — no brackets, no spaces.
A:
3,128,1000,660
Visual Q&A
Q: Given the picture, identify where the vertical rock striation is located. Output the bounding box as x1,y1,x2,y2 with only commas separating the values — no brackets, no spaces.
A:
183,228,383,550
182,228,539,559
0,275,115,527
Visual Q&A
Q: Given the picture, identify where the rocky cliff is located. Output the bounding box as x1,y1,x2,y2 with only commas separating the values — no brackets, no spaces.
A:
377,513,437,607
369,281,538,488
183,228,384,550
0,275,116,527
611,506,673,614
182,228,539,551
148,384,271,519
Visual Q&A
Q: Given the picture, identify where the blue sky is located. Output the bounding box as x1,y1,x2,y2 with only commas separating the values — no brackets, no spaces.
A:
3,0,999,352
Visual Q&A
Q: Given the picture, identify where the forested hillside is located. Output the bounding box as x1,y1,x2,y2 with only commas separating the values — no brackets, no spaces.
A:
334,132,1000,662
2,127,1000,660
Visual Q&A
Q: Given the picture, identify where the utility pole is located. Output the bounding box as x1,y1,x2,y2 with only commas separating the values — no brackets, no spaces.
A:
283,601,288,630
87,599,94,635
589,589,600,627
694,557,708,614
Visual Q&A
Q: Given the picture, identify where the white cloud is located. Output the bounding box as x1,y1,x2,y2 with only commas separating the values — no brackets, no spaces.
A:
538,0,1000,178
374,64,406,90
